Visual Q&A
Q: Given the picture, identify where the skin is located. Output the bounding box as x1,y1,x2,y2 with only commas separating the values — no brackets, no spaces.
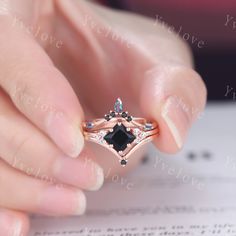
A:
0,0,207,234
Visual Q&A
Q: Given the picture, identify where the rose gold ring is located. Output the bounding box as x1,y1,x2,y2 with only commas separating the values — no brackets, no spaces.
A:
82,98,159,166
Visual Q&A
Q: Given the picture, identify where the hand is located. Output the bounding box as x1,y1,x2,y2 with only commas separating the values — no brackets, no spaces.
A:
0,0,206,234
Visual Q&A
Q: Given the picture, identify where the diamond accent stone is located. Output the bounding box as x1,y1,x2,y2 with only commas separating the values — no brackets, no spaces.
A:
104,124,135,152
114,98,123,113
144,123,153,130
86,122,94,129
91,130,107,144
133,128,147,143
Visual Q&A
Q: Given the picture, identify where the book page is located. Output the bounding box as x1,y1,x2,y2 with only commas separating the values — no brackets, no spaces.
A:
30,104,236,236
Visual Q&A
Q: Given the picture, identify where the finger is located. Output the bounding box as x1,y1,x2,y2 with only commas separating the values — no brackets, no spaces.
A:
0,160,86,216
0,90,104,191
54,1,206,156
0,208,29,236
140,64,207,153
0,16,84,158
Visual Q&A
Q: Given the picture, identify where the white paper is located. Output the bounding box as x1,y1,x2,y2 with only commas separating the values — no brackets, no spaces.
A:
30,103,236,236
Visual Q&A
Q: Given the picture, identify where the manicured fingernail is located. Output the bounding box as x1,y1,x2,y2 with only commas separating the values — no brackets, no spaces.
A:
70,129,84,158
161,96,192,149
75,190,86,215
38,186,86,216
90,163,104,191
46,111,84,158
53,156,104,191
12,220,22,236
0,212,22,236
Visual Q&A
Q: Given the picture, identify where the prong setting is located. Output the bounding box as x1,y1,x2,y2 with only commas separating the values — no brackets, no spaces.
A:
127,115,132,122
120,159,128,166
121,111,128,118
84,98,158,167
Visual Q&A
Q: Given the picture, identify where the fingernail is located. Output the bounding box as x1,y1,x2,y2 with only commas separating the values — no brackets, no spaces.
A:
90,163,104,191
38,186,86,216
0,212,22,236
12,220,22,236
70,129,84,158
75,190,86,215
46,111,84,158
161,96,192,149
53,156,104,191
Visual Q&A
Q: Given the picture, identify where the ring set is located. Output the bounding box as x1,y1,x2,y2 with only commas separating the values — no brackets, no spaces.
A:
83,98,159,166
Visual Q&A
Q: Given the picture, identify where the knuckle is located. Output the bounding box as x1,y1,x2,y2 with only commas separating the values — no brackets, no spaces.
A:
10,78,32,111
9,131,31,167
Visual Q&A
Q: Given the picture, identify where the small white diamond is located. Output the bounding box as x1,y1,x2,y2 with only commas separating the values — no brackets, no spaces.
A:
91,130,107,144
145,123,153,130
86,122,94,129
133,128,147,143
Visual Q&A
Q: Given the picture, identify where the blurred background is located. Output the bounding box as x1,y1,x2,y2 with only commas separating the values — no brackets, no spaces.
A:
98,0,236,101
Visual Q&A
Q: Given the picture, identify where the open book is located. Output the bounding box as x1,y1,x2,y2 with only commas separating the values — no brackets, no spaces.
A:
30,103,236,236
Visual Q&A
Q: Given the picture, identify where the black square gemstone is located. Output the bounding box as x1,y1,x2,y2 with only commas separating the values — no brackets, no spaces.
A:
104,124,136,152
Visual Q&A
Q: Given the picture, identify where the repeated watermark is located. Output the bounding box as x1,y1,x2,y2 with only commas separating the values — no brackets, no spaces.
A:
225,156,236,172
171,94,204,120
81,14,135,49
11,15,63,49
105,168,134,190
10,153,134,191
84,157,134,191
11,156,63,188
225,85,236,100
11,84,64,119
154,155,205,191
225,14,236,30
154,14,205,49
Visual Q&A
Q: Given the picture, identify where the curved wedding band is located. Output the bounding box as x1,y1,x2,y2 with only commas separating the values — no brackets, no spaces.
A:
82,98,159,166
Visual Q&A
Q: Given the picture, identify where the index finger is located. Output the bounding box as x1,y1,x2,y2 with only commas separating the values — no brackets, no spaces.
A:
0,16,84,157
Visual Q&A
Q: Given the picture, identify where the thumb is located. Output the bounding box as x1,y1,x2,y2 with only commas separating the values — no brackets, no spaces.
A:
140,64,207,153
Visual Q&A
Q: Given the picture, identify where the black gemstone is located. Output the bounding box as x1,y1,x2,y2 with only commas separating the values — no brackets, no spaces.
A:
110,111,116,117
104,124,135,152
120,159,127,166
121,112,127,118
104,114,110,121
127,116,132,122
